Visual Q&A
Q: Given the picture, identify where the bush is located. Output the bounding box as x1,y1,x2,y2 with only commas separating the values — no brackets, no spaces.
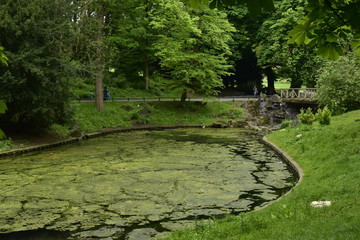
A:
316,106,331,125
0,139,14,152
316,53,360,115
280,120,293,129
298,108,315,125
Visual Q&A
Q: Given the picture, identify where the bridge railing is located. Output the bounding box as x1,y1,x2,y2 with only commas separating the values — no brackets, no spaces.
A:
280,88,317,99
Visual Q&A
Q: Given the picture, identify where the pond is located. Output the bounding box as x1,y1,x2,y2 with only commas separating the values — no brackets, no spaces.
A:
0,128,296,240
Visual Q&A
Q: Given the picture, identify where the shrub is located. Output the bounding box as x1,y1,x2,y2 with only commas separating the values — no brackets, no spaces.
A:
0,139,14,152
316,53,360,115
298,108,315,125
280,120,293,129
316,106,331,125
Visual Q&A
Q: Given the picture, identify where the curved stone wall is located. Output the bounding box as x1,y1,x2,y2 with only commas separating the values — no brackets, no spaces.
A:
262,136,304,186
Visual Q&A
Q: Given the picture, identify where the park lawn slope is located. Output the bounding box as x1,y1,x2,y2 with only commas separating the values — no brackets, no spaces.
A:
72,101,243,132
1,101,243,151
164,110,360,240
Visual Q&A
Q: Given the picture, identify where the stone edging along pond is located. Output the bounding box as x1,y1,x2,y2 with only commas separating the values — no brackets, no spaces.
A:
262,136,304,200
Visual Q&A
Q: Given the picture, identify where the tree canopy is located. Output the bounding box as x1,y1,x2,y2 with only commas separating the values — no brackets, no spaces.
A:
151,0,235,99
0,0,75,127
1,0,359,130
185,0,360,60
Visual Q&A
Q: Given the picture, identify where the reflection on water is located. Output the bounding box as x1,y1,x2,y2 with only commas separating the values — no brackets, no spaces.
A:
0,128,296,240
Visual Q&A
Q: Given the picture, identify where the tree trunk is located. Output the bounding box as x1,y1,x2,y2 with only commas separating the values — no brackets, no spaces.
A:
144,0,150,91
95,2,104,112
181,90,187,108
144,54,149,90
290,73,303,88
264,67,276,95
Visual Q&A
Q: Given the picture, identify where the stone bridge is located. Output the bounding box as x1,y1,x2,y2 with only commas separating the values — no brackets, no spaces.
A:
279,88,318,103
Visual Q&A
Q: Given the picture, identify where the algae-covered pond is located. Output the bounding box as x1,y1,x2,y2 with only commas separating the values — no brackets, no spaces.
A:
0,128,296,240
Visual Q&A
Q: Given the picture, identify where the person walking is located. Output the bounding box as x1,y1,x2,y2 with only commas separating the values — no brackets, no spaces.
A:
106,89,111,100
253,85,258,97
103,87,108,100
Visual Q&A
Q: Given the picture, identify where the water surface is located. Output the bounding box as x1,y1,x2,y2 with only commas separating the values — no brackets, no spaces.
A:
0,128,296,239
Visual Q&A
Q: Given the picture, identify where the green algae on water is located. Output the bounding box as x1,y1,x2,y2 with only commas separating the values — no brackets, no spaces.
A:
0,128,295,239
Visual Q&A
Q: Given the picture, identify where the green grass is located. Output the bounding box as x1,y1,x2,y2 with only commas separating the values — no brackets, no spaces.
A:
164,110,360,240
263,78,306,89
72,101,243,132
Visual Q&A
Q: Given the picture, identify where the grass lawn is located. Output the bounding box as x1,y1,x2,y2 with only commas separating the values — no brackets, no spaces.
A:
263,78,306,89
1,101,244,151
164,110,360,240
72,101,243,132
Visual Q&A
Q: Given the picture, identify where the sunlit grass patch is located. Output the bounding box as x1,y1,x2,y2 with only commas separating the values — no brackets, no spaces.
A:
164,110,360,240
73,101,243,132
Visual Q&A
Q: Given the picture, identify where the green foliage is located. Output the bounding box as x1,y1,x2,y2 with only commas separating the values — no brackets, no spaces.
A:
315,106,331,125
0,44,8,139
316,53,360,115
280,120,292,129
187,0,360,60
184,0,275,14
0,100,7,139
0,100,6,114
108,0,156,90
151,0,235,98
298,107,315,125
0,0,75,127
0,45,8,66
256,0,324,88
288,0,360,60
0,139,13,152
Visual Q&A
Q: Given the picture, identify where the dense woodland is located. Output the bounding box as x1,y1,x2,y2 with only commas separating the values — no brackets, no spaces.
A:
0,0,359,131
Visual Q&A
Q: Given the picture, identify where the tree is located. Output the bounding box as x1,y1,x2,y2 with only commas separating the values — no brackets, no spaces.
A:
0,45,7,139
109,0,156,91
0,0,76,128
185,0,360,60
0,45,8,67
288,0,360,60
151,0,235,102
184,0,275,14
69,0,116,112
317,53,360,114
0,100,6,139
223,5,264,93
256,0,325,88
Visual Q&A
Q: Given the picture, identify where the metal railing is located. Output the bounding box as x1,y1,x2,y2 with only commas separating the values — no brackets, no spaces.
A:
80,96,258,102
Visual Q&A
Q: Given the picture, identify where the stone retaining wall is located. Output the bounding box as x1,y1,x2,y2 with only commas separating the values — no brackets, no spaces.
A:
262,136,304,184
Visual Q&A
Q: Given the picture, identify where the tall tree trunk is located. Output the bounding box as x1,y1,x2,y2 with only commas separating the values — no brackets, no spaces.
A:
181,90,187,108
95,2,104,112
290,72,303,88
264,67,276,95
144,53,149,90
144,0,150,91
